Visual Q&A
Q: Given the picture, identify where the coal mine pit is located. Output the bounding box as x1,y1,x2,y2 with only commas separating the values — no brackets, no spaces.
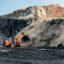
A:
0,47,64,64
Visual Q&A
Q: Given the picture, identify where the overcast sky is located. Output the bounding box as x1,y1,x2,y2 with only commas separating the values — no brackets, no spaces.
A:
0,0,64,15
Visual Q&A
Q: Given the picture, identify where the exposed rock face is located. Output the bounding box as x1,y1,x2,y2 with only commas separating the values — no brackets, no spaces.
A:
16,19,64,47
47,7,64,18
0,6,46,20
0,18,32,44
1,4,63,20
0,4,64,47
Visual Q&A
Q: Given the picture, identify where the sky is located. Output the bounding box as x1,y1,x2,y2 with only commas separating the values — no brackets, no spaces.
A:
0,0,64,15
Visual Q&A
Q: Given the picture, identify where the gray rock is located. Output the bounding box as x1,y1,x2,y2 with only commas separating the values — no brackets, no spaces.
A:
0,18,32,44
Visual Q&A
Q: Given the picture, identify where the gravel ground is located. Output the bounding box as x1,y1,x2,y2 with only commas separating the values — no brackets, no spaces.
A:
0,48,64,64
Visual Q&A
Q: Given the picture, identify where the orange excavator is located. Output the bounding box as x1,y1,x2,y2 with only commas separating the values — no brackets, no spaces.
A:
3,33,24,48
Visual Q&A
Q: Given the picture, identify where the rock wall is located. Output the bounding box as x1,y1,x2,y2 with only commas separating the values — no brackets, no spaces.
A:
18,19,64,47
0,18,32,44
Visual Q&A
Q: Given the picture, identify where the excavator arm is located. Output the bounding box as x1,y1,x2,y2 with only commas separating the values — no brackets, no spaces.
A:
16,35,24,45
